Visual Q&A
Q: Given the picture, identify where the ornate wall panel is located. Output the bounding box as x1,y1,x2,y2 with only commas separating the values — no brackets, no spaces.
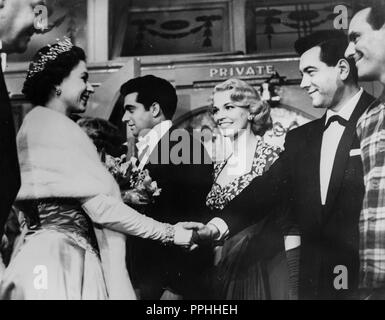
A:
9,0,88,63
109,0,233,57
247,0,357,54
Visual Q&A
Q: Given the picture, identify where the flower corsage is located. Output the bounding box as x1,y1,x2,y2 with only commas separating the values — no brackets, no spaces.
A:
104,154,161,206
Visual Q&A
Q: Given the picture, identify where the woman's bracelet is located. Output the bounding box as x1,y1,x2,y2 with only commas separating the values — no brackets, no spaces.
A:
161,223,175,246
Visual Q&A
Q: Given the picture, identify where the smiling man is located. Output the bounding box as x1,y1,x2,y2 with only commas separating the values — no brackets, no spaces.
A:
187,30,375,299
345,2,385,299
345,5,385,84
119,75,213,300
292,30,375,299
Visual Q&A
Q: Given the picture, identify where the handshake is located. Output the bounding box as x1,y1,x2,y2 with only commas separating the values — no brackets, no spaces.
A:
173,221,220,251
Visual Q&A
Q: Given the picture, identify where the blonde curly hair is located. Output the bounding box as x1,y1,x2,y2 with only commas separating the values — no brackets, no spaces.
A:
211,78,272,136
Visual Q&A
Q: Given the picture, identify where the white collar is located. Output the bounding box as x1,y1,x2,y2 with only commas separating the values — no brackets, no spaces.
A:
325,88,363,123
1,53,6,72
136,120,172,155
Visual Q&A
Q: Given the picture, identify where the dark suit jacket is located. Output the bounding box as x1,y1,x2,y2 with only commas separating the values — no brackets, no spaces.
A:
128,125,213,298
217,91,375,299
0,65,20,239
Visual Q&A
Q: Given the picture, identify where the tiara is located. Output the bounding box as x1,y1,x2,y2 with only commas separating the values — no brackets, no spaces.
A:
26,37,74,80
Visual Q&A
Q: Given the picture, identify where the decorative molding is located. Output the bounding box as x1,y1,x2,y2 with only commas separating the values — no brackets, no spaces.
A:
109,0,245,58
248,0,354,53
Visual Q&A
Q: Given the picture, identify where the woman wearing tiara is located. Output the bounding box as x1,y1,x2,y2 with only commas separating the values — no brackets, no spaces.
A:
0,38,196,300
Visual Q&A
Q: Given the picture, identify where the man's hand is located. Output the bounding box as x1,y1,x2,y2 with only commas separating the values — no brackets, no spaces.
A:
173,222,203,251
174,222,220,250
174,222,206,251
196,223,220,244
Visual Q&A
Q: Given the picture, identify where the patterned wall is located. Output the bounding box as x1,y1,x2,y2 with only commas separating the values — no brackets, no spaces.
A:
8,0,87,63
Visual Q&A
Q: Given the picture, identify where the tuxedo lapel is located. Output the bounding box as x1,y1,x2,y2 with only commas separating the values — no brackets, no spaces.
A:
142,127,171,171
303,116,325,224
0,64,20,235
324,91,374,215
142,141,158,171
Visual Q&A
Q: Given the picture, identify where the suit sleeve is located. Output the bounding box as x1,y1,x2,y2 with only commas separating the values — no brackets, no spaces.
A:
0,67,21,239
144,130,214,224
213,134,296,237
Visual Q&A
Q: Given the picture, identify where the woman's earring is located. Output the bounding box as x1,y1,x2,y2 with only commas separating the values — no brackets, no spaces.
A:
248,114,254,121
55,88,62,96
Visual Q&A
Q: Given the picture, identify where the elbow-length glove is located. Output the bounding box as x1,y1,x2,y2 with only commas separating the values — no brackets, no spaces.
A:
82,194,192,247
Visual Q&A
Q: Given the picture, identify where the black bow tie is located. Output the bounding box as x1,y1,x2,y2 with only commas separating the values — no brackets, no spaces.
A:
324,115,348,131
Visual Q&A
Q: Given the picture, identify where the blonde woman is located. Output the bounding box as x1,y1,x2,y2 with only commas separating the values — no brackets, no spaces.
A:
204,78,293,299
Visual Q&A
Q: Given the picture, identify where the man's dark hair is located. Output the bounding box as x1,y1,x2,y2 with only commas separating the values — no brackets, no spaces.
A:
366,1,385,30
294,30,358,83
120,75,177,120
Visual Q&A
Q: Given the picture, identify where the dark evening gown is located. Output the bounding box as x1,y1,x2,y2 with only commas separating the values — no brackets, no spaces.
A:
206,139,291,300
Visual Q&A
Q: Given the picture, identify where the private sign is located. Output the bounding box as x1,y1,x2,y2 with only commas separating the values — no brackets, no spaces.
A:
209,64,275,78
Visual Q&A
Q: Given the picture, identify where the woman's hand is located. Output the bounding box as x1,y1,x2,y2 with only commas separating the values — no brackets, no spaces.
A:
172,222,220,249
173,222,206,251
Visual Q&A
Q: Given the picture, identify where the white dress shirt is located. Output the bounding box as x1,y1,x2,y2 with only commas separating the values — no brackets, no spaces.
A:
320,88,363,205
136,120,172,170
0,41,6,72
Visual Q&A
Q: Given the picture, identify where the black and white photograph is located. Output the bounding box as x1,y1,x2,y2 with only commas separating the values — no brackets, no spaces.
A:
0,0,385,305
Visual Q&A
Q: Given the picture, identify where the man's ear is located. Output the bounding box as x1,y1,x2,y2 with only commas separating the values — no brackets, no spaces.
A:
150,102,161,118
0,0,5,9
337,58,350,81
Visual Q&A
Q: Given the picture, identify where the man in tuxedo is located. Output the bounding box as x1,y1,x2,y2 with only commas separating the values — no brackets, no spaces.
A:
198,30,375,299
120,75,213,299
345,3,385,298
0,0,47,271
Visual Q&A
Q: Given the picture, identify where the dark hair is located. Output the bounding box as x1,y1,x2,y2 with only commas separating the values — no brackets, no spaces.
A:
294,30,358,83
366,1,385,30
77,117,127,157
120,75,177,120
22,45,86,106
